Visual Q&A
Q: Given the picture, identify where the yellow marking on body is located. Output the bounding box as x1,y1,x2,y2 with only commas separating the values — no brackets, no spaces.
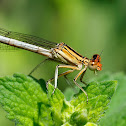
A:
54,43,85,65
64,45,83,61
62,48,75,59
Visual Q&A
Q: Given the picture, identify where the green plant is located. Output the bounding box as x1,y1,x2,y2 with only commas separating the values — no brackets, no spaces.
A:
0,73,118,126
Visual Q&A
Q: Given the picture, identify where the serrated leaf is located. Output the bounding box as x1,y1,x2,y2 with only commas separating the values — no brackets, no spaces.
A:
0,73,118,126
99,72,126,126
47,83,65,126
0,73,52,126
70,80,117,124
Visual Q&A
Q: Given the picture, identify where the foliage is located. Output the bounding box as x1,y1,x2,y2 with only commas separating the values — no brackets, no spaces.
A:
0,73,117,126
97,72,126,126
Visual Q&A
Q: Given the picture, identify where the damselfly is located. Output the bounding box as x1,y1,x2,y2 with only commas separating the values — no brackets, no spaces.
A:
0,28,102,103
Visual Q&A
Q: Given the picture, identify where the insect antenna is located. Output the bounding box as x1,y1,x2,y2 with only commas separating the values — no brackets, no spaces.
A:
100,49,103,57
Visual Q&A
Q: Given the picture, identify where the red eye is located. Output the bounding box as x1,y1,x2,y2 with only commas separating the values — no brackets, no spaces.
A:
89,54,102,71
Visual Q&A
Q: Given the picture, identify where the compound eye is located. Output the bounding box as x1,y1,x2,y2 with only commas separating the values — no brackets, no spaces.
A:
93,54,98,60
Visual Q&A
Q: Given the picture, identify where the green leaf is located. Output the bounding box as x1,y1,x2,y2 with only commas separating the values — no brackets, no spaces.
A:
0,73,52,126
47,83,64,126
98,72,126,126
0,73,118,126
70,80,117,124
84,122,97,126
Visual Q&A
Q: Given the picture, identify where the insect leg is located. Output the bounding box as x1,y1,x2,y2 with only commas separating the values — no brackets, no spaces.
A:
28,58,50,75
80,69,88,86
73,66,88,104
47,64,79,94
47,69,74,85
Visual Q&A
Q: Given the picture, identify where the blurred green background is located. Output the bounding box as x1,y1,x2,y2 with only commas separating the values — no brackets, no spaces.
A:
0,0,126,125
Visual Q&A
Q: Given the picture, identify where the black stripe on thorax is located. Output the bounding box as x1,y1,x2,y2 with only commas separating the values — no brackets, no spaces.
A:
64,44,84,58
62,46,83,62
